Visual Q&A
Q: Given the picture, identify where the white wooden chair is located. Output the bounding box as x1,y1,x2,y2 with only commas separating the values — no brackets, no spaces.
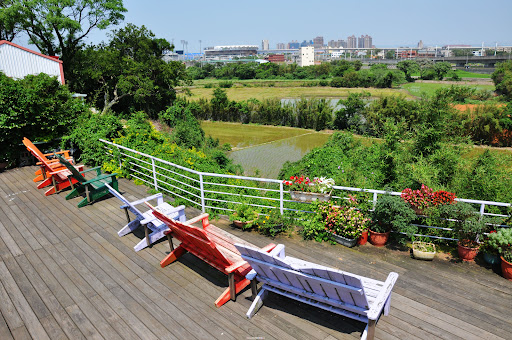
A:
235,243,398,340
106,184,186,251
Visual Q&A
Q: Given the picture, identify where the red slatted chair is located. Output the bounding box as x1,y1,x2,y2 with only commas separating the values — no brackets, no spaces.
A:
146,202,275,307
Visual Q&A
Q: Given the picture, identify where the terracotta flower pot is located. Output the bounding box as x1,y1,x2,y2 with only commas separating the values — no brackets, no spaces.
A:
501,256,512,281
357,230,368,245
457,241,479,261
369,230,390,247
233,220,253,229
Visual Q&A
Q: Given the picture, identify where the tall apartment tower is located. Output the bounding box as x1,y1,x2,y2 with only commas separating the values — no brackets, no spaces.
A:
417,40,424,49
276,42,285,50
313,36,324,49
358,35,365,48
262,40,269,51
299,46,315,67
347,35,357,48
364,35,372,48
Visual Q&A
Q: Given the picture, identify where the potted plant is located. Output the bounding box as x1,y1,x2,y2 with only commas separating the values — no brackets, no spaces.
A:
480,230,501,265
230,202,259,229
255,209,294,238
412,240,436,261
370,194,416,247
444,202,486,261
324,205,371,248
485,228,512,280
283,175,334,202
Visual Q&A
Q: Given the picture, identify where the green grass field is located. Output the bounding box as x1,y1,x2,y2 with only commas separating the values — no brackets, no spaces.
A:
401,82,495,97
200,121,329,148
453,70,492,78
188,86,412,102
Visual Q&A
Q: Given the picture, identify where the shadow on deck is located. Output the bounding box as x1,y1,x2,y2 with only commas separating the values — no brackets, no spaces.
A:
0,166,510,340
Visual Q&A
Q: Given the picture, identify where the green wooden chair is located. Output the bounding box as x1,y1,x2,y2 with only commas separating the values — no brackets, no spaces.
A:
55,154,118,208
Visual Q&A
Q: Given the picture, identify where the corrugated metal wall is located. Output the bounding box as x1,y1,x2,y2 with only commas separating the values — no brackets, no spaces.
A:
0,44,62,83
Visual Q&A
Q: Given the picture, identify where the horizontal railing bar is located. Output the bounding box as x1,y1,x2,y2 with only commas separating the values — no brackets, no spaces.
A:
203,181,280,192
156,172,200,192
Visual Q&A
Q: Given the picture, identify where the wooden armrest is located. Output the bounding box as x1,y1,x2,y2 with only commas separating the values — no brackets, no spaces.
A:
82,173,117,185
184,213,210,227
130,193,164,206
43,150,70,157
267,244,283,257
49,169,70,175
225,260,248,273
367,272,399,320
36,159,60,165
246,269,257,281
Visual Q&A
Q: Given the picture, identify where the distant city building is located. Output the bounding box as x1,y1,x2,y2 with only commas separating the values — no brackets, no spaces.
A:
300,40,313,47
276,42,286,50
262,40,269,51
313,36,324,49
265,54,285,63
288,40,300,49
299,46,314,67
358,35,364,48
347,35,357,48
0,40,65,84
328,39,347,48
204,45,259,59
417,40,424,49
364,35,372,48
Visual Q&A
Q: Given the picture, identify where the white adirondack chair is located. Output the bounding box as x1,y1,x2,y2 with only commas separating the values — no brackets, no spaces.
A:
235,243,398,340
106,184,186,251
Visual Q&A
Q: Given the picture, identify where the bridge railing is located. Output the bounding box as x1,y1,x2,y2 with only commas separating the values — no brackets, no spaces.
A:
100,139,510,242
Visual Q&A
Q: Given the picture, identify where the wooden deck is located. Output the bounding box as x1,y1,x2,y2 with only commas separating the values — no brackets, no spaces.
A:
0,166,511,340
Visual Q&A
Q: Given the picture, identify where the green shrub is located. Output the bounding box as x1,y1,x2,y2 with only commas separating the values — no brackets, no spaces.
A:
371,194,416,238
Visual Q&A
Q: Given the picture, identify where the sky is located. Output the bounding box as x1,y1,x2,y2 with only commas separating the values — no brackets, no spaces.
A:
15,0,512,52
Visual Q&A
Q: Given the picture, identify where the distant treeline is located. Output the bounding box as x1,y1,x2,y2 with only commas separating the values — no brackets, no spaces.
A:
186,60,460,88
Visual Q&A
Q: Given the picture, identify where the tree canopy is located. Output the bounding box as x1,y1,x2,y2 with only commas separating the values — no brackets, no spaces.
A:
71,24,189,117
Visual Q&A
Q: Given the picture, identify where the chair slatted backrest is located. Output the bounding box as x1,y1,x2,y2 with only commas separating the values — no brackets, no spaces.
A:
55,154,87,183
106,183,145,218
23,138,56,170
151,208,232,269
235,243,369,312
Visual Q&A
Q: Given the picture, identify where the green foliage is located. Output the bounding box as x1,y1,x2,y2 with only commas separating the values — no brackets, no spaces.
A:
334,92,369,131
230,202,259,229
0,73,85,164
371,194,416,235
71,24,189,117
299,201,332,242
482,228,512,255
2,0,126,79
255,209,294,238
492,60,512,99
61,111,123,166
397,60,419,82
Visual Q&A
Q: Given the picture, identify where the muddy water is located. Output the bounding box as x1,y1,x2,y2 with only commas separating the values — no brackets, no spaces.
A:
229,133,330,178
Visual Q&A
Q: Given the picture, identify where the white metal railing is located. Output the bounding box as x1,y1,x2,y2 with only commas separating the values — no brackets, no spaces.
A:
100,139,511,242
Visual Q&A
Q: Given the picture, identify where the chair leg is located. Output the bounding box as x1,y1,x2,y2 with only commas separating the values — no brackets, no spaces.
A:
246,287,268,319
250,279,258,299
365,319,376,340
215,277,251,308
160,244,187,268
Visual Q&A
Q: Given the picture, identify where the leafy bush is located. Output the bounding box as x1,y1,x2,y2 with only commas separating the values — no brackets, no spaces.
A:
0,73,86,164
371,194,416,236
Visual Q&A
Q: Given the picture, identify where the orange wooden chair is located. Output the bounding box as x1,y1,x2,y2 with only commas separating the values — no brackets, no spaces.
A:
22,137,78,182
146,202,275,307
22,138,83,196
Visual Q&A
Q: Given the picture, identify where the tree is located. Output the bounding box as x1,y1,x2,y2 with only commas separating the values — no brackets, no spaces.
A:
71,24,189,117
433,62,452,80
0,0,20,40
492,60,512,99
1,0,126,81
397,60,419,82
385,50,395,59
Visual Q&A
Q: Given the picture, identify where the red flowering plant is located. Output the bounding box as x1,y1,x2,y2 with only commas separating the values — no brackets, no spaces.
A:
401,184,456,212
283,175,334,194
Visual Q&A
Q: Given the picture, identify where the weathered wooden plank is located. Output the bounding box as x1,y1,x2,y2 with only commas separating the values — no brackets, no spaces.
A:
0,302,15,340
10,325,31,340
0,261,50,340
65,304,104,340
0,221,23,258
39,314,68,340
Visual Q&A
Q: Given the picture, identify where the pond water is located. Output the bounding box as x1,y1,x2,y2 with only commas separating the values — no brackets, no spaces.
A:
228,133,330,179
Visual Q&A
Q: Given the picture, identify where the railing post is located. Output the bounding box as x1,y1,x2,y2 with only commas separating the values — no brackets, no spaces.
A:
480,203,485,217
117,145,122,169
373,192,378,210
151,158,158,190
199,173,205,213
280,182,284,215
